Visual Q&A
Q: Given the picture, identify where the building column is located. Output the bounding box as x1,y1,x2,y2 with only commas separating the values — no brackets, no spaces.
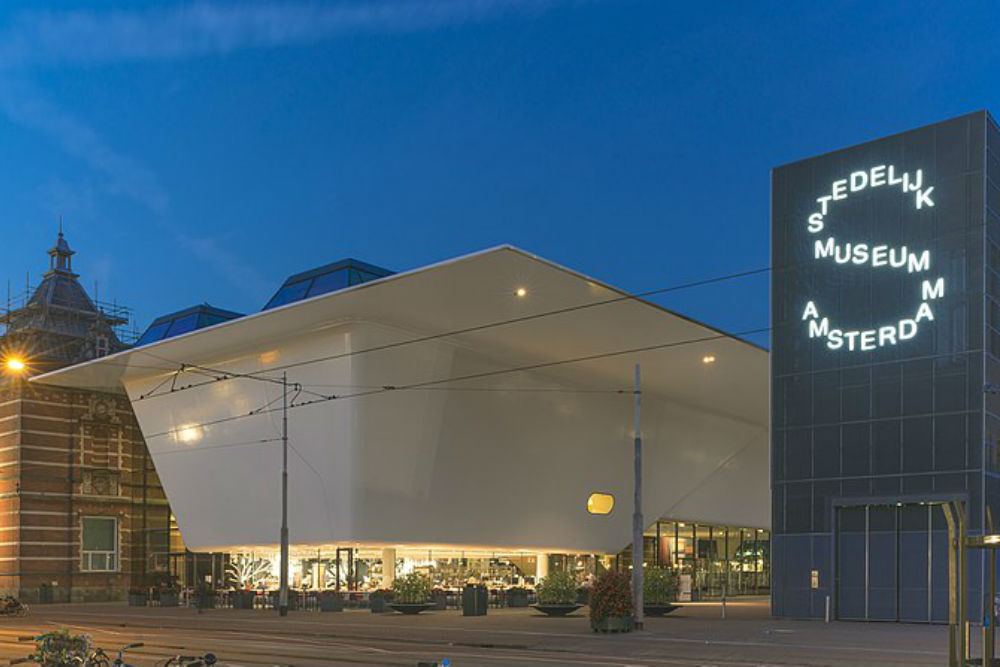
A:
382,548,396,589
535,553,549,582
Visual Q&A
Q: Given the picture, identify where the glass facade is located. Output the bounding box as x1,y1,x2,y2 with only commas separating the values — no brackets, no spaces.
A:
153,517,768,601
772,111,997,621
619,520,770,599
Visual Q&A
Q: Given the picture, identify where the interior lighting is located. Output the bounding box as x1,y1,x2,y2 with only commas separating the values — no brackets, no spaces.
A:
985,534,1000,545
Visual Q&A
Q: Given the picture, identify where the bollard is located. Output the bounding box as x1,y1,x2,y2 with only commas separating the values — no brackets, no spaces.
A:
721,584,727,620
825,595,830,623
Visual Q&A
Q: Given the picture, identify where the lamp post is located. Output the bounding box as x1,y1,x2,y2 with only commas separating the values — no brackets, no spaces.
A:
279,372,290,617
632,363,644,631
5,358,26,374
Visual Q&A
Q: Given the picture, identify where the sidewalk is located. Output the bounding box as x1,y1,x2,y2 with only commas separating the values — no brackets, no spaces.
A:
0,597,956,666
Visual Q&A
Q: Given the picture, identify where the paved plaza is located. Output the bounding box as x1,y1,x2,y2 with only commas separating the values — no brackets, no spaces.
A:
0,598,958,666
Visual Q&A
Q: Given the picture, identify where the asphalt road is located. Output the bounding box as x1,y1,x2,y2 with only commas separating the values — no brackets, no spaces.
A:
0,598,955,667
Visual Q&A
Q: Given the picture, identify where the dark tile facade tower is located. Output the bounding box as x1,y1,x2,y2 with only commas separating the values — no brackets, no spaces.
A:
772,111,1000,621
0,233,171,602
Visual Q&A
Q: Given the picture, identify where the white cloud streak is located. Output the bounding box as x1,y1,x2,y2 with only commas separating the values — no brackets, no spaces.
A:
0,0,574,69
0,77,170,214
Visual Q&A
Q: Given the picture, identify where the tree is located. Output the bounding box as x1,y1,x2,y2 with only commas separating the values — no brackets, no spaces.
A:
227,554,272,589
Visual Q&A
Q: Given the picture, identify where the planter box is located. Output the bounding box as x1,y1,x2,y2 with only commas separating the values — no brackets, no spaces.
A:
462,585,487,617
127,594,147,607
643,603,680,617
159,592,179,607
389,602,436,615
320,592,344,612
506,588,529,608
531,603,583,617
591,616,634,633
430,592,447,610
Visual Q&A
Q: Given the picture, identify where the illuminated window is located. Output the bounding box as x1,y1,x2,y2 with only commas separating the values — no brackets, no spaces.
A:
587,492,615,515
81,517,118,572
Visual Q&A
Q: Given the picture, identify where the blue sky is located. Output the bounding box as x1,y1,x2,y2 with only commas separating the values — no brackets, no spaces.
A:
0,0,997,345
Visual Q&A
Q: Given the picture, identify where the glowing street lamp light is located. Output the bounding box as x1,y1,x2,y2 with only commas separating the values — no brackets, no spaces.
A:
5,358,25,373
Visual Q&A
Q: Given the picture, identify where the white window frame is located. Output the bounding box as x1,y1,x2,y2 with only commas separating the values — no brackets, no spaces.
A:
80,516,118,572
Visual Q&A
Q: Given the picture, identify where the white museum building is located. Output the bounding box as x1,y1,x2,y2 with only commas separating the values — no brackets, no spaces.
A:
35,246,769,597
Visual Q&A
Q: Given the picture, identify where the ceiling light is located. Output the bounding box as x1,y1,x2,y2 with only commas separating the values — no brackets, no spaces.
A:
515,287,527,298
702,355,716,364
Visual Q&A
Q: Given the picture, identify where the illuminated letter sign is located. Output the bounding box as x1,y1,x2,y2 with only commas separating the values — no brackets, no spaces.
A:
801,165,944,352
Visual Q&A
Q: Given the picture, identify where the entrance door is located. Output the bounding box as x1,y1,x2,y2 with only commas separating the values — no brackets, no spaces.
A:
835,502,948,623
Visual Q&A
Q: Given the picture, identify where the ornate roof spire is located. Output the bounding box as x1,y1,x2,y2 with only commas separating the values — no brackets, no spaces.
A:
46,221,76,277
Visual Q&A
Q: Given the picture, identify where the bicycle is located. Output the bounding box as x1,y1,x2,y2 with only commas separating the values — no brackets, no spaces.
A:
161,653,216,667
13,631,89,665
90,642,144,667
0,595,29,617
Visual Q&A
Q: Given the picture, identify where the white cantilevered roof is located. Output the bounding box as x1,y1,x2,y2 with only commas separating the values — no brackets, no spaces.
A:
34,245,766,427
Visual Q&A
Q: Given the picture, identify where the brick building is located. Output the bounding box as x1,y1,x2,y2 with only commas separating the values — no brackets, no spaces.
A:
0,232,172,602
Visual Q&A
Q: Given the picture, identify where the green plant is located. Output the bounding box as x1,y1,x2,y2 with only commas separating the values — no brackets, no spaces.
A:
588,571,632,623
536,570,577,604
392,572,431,604
643,567,679,604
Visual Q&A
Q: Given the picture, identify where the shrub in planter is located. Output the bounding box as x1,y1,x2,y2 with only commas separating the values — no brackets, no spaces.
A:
643,567,680,615
589,571,633,632
536,571,577,604
392,572,431,604
532,571,583,616
127,587,147,607
390,573,435,614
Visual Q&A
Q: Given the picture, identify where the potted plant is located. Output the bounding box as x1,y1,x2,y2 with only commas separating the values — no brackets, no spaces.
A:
643,567,680,616
127,587,147,607
388,573,435,614
158,586,180,607
531,571,583,616
589,571,633,632
320,589,344,612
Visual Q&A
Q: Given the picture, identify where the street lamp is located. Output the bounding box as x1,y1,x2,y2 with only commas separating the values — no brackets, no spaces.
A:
4,358,25,373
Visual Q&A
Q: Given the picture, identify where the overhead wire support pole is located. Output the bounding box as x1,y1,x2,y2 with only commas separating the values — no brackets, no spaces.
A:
279,371,290,617
632,362,644,631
